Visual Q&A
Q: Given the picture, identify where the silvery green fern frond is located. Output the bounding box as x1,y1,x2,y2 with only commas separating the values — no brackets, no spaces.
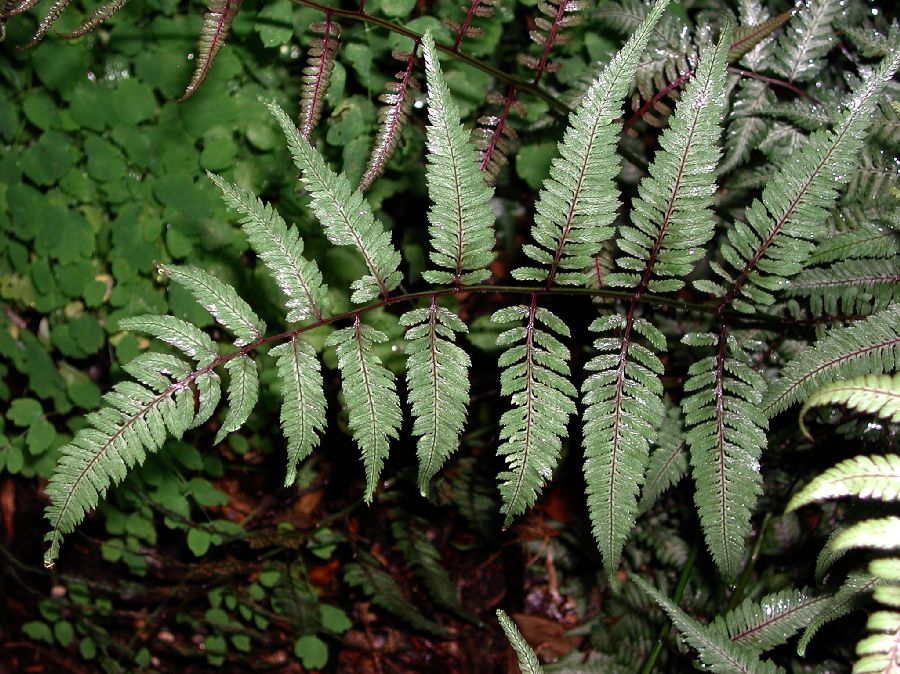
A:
270,102,403,303
401,302,471,495
420,31,496,286
493,302,576,525
325,319,402,503
512,0,669,288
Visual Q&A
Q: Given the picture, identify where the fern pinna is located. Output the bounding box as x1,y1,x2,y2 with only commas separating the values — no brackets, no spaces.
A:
40,4,900,667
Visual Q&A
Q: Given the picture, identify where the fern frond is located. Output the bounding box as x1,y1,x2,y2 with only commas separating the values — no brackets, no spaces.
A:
271,337,326,486
497,610,545,674
719,80,774,175
326,318,401,502
58,0,129,38
345,553,448,636
177,0,242,101
606,30,729,294
299,18,341,139
845,147,900,204
159,265,265,347
762,305,900,418
493,301,576,526
214,354,258,443
799,374,900,440
788,453,900,511
798,571,882,656
582,313,666,580
773,0,840,83
632,575,781,674
512,0,669,288
359,47,419,192
638,407,687,514
808,225,900,266
401,301,471,495
517,0,586,81
209,173,328,322
846,25,895,58
786,260,900,317
270,102,403,303
44,378,196,566
711,588,829,653
123,353,192,392
728,8,793,66
420,31,496,286
584,18,731,568
832,517,900,553
707,46,900,313
681,330,768,578
118,315,218,366
392,518,463,613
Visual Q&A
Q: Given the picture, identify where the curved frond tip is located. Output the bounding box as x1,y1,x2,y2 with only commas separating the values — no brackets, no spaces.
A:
177,0,243,101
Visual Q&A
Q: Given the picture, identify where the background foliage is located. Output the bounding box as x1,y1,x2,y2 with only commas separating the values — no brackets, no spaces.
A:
0,0,898,671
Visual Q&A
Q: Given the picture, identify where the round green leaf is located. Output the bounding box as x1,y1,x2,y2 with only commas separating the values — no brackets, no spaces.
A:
294,635,328,669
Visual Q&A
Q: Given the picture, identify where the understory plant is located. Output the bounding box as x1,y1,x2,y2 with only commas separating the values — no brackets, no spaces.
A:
3,0,900,670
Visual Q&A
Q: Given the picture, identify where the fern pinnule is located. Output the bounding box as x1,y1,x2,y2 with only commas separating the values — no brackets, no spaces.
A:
445,0,501,51
159,264,265,347
773,0,841,83
497,610,545,674
762,305,900,418
420,30,496,286
472,86,525,183
727,9,794,66
177,0,242,101
326,319,402,503
299,17,341,140
401,301,471,495
270,102,403,303
788,453,900,510
798,571,881,656
807,225,900,266
719,79,774,175
786,259,900,317
215,354,259,443
798,374,900,441
345,552,448,636
118,315,218,366
272,337,327,487
57,0,129,38
681,328,769,579
493,301,576,526
513,0,670,288
209,173,329,322
359,47,420,192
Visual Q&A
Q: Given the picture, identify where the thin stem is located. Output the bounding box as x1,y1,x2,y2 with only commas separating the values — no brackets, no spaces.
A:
639,543,700,674
727,66,818,102
288,0,572,115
